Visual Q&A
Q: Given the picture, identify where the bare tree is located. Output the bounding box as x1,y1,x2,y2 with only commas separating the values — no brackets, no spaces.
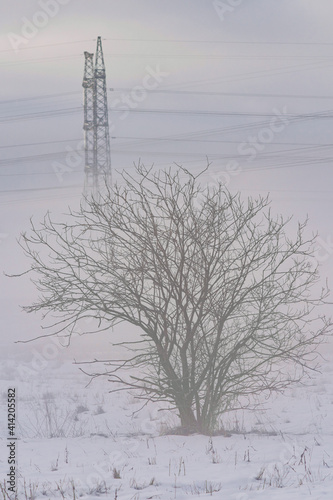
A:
16,164,332,433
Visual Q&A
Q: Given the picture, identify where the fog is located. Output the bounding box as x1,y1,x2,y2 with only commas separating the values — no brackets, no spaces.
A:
1,0,333,363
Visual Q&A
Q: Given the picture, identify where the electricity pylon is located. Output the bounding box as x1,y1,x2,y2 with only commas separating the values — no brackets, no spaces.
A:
82,51,94,188
82,37,111,197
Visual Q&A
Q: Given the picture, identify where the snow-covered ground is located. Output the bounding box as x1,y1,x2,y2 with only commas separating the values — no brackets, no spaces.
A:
1,347,333,500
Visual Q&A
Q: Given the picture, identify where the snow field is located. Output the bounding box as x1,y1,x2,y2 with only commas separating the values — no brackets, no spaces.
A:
1,354,333,499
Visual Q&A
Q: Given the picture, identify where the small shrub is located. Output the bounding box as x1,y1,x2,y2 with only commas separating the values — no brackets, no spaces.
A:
76,404,89,414
130,479,147,490
88,480,108,496
113,468,121,479
19,399,87,439
206,437,221,464
95,405,105,415
185,481,222,495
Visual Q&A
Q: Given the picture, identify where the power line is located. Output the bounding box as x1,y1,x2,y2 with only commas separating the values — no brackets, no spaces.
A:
109,148,333,162
0,138,81,149
105,53,333,61
110,88,333,101
0,157,331,179
152,154,333,174
2,37,333,56
3,88,333,107
1,54,330,88
111,136,333,148
102,38,333,47
110,108,333,119
1,144,333,171
154,61,331,93
0,39,95,54
0,54,80,67
3,104,333,123
0,91,80,105
0,150,83,166
0,170,81,177
0,107,81,123
2,134,333,153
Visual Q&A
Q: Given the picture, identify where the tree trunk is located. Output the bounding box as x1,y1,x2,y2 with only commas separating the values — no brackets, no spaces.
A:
178,401,199,434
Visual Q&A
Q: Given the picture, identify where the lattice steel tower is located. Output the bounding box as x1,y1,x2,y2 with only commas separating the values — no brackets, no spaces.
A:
82,37,111,196
82,51,94,187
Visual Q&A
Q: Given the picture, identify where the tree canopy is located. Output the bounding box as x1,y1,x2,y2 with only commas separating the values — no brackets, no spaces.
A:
17,164,332,433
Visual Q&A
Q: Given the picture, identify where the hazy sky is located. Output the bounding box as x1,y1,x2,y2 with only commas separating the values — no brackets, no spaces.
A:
1,0,333,353
2,1,333,196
